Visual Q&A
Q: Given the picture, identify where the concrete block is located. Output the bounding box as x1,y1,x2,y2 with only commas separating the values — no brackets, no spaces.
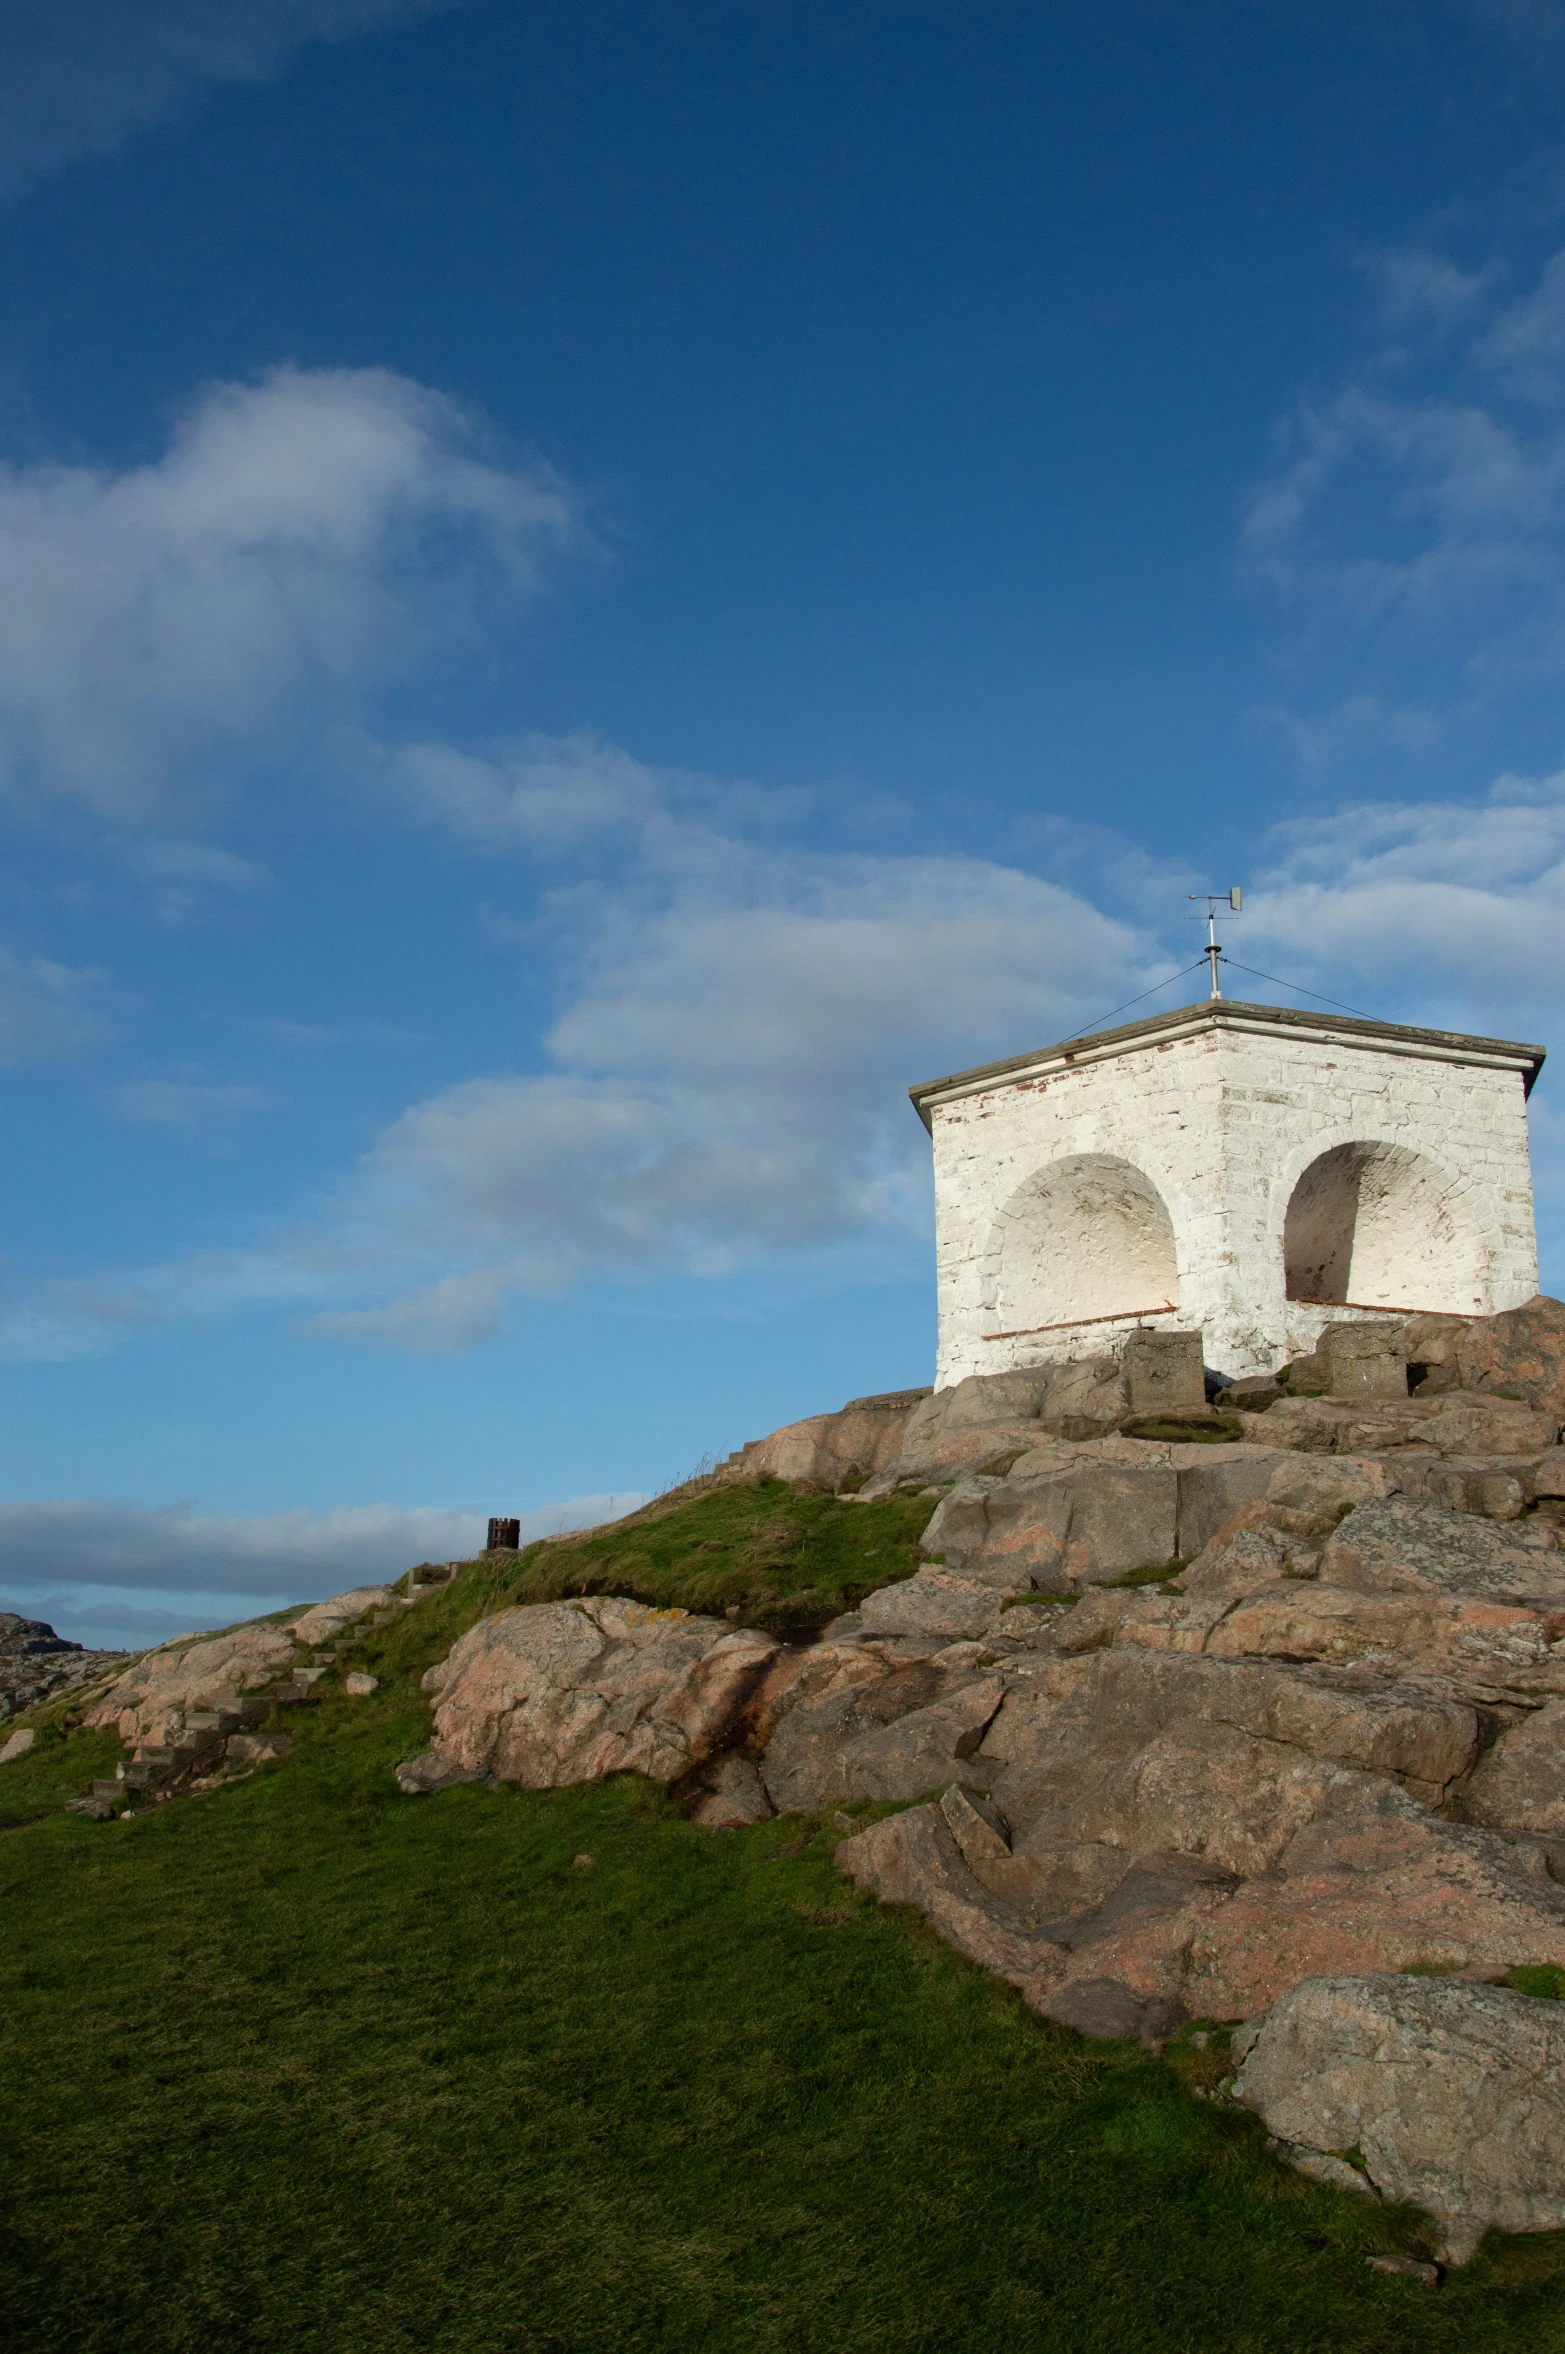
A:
1323,1322,1409,1401
1124,1327,1207,1415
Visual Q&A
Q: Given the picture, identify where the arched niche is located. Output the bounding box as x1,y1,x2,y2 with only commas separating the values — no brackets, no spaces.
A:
1283,1140,1489,1312
990,1153,1180,1335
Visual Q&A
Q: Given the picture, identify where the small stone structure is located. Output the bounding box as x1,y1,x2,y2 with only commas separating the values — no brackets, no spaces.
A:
910,999,1545,1384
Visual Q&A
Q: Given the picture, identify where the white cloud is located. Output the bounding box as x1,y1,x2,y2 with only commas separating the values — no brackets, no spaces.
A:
250,1014,425,1048
1367,248,1496,332
0,944,107,1062
7,727,1565,1356
370,730,666,847
108,1078,268,1130
1223,767,1565,1037
0,1,459,205
129,839,272,923
291,822,1153,1346
0,742,1163,1358
1242,245,1565,748
0,365,576,822
0,1489,642,1650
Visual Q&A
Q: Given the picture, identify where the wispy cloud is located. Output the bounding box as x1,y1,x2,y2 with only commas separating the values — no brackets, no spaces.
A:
0,364,577,824
128,839,272,924
0,944,108,1062
107,1078,269,1131
0,1,461,206
1243,243,1565,761
0,736,1161,1358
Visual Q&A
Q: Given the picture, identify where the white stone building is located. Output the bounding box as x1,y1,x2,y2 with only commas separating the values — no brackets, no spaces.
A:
910,998,1545,1386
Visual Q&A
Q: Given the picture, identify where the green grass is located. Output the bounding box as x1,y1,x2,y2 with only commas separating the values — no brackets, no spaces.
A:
4,1502,1565,2350
1509,1965,1565,2002
1120,1414,1246,1445
0,1723,123,1824
427,1475,940,1637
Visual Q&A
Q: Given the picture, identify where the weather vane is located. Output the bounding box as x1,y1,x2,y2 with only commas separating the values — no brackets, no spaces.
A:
1189,887,1242,999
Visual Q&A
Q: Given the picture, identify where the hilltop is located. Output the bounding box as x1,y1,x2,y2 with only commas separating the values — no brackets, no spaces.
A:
7,1309,1565,2345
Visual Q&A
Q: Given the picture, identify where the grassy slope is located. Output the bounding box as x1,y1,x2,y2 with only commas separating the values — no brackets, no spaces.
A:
3,1491,1565,2351
468,1474,943,1631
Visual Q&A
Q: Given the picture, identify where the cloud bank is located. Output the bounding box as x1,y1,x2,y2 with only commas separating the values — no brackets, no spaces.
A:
0,725,1161,1358
0,1490,641,1651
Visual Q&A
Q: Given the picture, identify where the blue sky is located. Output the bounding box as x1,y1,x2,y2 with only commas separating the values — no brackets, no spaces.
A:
8,0,1565,1646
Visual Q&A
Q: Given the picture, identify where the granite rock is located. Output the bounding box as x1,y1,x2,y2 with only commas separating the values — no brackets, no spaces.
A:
1234,1972,1565,2262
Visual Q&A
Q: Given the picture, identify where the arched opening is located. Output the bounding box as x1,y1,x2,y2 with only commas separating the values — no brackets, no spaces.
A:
1283,1141,1488,1311
991,1153,1180,1334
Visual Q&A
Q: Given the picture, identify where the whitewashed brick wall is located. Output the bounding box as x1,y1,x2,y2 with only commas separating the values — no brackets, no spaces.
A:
924,1018,1539,1384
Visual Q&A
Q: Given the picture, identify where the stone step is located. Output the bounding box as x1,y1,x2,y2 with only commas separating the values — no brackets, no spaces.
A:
89,1779,122,1798
185,1708,242,1735
293,1666,329,1685
122,1759,176,1790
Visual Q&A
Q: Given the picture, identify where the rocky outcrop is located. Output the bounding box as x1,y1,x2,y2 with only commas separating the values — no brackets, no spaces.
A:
1233,1973,1565,2263
829,1475,1565,2029
738,1390,931,1490
1463,1700,1565,1836
1449,1294,1565,1422
756,1645,1006,1813
400,1598,779,1791
918,1440,1292,1594
0,1613,127,1720
859,1362,1132,1492
287,1586,400,1645
79,1579,427,1787
87,1623,302,1750
1319,1496,1565,1602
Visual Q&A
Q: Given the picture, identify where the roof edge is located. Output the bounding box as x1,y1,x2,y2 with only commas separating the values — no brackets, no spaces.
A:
908,998,1547,1131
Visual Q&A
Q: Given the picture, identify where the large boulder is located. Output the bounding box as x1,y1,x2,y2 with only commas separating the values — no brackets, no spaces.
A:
741,1391,926,1490
1258,1390,1557,1460
288,1586,400,1645
922,1454,1179,1593
1321,1497,1565,1603
856,1568,1013,1641
841,1756,1565,2030
756,1635,1007,1812
980,1648,1479,1840
833,1611,1565,2028
861,1362,1129,1492
406,1598,778,1789
1454,1295,1565,1424
1462,1699,1565,1835
1233,1972,1565,2262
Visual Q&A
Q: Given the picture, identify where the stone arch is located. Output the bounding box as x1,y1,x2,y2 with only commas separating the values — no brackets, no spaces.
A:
990,1153,1180,1334
1283,1140,1489,1312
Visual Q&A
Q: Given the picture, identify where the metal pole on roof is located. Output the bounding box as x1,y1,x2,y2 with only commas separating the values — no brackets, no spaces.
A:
1189,887,1242,998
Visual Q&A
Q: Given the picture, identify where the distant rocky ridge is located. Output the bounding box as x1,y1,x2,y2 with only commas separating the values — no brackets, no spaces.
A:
0,1613,127,1721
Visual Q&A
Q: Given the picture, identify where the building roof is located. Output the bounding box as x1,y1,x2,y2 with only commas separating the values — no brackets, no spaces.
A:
907,996,1547,1132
